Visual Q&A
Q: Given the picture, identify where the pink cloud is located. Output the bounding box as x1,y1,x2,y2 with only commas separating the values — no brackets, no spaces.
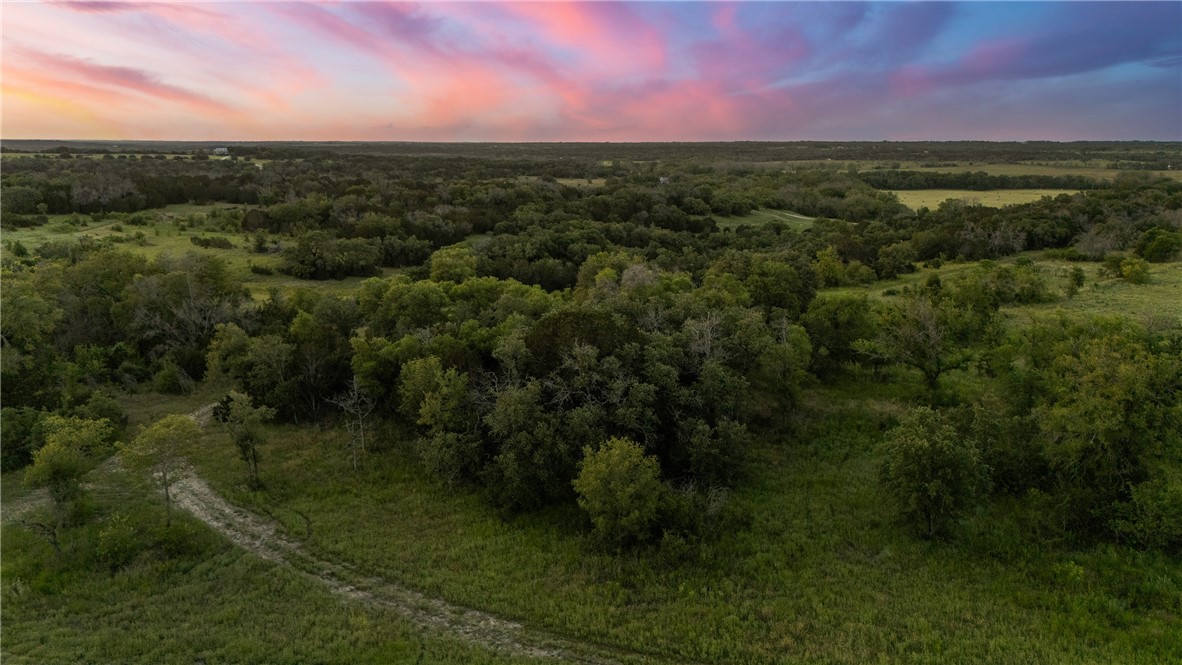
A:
22,49,233,113
52,1,142,13
501,2,667,75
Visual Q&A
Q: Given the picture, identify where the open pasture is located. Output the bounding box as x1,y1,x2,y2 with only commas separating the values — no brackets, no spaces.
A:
890,189,1077,210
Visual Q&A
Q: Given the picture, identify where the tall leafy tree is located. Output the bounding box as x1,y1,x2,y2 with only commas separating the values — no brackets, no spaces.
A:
879,407,989,538
122,414,201,526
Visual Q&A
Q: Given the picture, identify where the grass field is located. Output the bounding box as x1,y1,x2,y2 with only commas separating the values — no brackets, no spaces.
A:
890,189,1076,210
716,207,814,230
556,177,607,188
0,206,391,300
1,468,540,665
825,253,1182,328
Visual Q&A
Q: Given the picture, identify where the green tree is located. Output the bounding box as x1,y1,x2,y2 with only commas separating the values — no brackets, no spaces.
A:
484,381,571,510
217,391,276,488
122,414,201,526
878,407,989,538
1136,228,1181,262
428,245,478,283
573,437,666,549
1036,335,1181,536
801,294,875,376
23,416,114,527
812,245,847,287
855,293,971,395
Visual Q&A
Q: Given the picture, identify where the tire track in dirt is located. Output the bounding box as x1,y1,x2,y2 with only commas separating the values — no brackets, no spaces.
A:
174,405,662,665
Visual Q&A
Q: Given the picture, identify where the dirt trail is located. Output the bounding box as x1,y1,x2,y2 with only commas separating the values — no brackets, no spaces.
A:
171,406,658,665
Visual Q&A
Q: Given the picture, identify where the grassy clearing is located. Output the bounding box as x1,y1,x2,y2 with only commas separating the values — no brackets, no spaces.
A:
716,208,814,231
890,189,1075,210
1,207,395,300
1009,259,1182,327
825,252,1182,329
557,177,607,188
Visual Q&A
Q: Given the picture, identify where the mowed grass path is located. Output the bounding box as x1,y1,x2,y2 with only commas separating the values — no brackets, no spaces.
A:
1,475,540,665
716,208,814,231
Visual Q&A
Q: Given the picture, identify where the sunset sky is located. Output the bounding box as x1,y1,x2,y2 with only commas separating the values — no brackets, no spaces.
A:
3,1,1180,142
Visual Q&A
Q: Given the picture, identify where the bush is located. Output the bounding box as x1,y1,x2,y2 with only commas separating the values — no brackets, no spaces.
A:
1137,228,1181,262
879,407,989,538
415,431,484,486
152,360,193,395
96,513,144,572
574,437,666,549
1120,257,1151,284
1119,474,1182,554
0,407,48,472
74,389,128,433
190,236,234,250
1043,247,1085,261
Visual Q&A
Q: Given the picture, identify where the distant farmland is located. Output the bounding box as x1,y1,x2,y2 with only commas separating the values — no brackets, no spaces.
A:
890,188,1077,210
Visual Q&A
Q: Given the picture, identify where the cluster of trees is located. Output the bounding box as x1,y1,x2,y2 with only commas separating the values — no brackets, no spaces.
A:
1,249,244,416
203,248,812,527
879,316,1181,551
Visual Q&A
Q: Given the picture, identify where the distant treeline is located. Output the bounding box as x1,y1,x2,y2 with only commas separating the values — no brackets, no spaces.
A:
4,139,1180,168
858,169,1103,192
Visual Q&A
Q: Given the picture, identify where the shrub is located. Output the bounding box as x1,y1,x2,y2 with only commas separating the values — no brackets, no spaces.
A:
75,389,128,432
96,513,143,572
1120,256,1151,284
878,407,989,538
1137,228,1181,262
1118,474,1182,554
574,437,666,549
152,360,193,395
0,407,48,472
